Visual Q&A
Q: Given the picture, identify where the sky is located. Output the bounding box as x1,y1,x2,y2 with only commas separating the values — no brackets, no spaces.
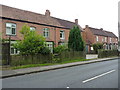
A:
0,0,119,36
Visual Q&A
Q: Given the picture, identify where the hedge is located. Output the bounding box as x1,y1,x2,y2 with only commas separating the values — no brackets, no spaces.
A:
98,49,118,58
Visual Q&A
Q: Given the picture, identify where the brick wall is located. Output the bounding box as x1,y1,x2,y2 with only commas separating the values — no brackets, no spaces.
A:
83,27,95,44
2,19,70,47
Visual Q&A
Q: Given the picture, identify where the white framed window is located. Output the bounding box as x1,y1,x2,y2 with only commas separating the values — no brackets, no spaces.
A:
6,23,16,35
10,41,19,55
59,42,65,45
102,37,104,42
110,38,112,43
45,42,53,53
43,28,49,37
10,46,19,55
60,30,65,39
105,37,107,42
96,36,99,41
30,27,36,31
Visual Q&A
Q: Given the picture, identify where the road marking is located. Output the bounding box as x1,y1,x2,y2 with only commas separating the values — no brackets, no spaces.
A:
82,69,116,83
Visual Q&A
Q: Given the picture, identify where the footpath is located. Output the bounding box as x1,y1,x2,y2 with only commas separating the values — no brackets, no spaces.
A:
1,57,119,78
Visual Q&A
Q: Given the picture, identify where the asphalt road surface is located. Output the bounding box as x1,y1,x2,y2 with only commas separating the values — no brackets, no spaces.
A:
2,59,118,88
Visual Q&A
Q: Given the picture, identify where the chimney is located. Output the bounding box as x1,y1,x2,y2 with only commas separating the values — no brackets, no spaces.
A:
85,25,89,28
75,19,78,24
45,10,50,16
100,28,103,30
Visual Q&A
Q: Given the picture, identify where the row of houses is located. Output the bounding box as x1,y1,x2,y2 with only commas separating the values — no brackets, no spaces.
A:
83,25,118,53
0,4,118,54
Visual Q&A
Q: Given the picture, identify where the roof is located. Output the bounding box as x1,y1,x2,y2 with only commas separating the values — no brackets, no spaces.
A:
88,27,117,38
0,4,82,30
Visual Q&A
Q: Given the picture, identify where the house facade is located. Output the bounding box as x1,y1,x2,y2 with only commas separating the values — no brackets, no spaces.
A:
83,25,118,53
0,5,83,54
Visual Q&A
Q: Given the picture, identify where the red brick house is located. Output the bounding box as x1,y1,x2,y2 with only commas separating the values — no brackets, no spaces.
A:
83,25,118,53
0,5,83,54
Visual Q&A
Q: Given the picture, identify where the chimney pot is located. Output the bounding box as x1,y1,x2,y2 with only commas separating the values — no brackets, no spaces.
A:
75,19,78,24
100,28,103,30
45,10,50,16
85,25,89,28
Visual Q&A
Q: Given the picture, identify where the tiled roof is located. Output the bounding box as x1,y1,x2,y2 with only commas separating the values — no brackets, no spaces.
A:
88,27,117,38
104,31,117,38
0,4,82,30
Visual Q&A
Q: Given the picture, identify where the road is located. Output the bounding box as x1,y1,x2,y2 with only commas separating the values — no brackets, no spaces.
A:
2,59,118,88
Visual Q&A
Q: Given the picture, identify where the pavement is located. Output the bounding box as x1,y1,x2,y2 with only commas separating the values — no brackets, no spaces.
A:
2,58,118,88
1,57,119,78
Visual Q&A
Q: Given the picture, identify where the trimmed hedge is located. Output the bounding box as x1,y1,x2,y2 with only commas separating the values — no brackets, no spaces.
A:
98,49,118,58
53,51,86,63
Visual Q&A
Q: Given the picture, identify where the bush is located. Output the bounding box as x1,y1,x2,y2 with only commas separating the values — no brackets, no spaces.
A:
98,49,118,58
54,45,68,54
39,47,51,55
92,43,103,53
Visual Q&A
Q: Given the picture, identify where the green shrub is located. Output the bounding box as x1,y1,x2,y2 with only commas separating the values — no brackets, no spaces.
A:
92,43,103,53
54,45,68,54
38,47,51,55
98,49,118,58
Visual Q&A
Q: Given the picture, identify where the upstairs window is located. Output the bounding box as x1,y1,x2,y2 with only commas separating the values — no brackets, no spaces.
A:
110,38,112,43
60,30,65,39
30,27,36,31
105,37,107,42
6,23,16,35
102,37,104,42
96,36,99,41
43,28,49,37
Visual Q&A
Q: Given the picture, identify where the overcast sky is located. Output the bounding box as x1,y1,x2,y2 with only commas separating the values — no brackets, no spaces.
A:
0,0,119,36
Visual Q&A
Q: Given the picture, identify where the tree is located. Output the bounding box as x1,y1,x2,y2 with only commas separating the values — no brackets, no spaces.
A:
14,25,50,55
92,43,103,53
68,26,84,51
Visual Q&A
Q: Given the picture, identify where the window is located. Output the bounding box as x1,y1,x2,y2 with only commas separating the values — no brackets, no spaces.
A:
10,46,19,55
45,42,53,53
30,27,36,31
10,41,19,55
110,38,112,43
105,37,107,42
96,36,99,41
60,30,65,39
6,23,16,35
103,37,107,42
102,37,104,42
59,42,65,45
43,28,49,37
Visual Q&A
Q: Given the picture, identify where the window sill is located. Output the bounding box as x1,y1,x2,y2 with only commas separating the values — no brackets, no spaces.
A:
6,34,16,36
60,38,65,40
